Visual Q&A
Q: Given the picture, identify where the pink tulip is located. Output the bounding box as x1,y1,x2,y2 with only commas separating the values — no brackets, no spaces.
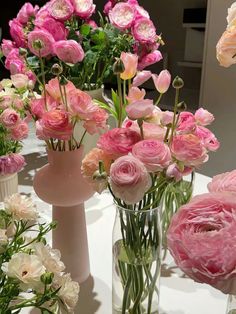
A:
28,29,55,57
109,2,135,30
48,0,74,21
120,52,138,80
54,40,85,64
132,17,156,43
126,99,154,120
195,108,214,126
132,71,152,87
152,70,171,94
138,50,163,70
126,87,146,104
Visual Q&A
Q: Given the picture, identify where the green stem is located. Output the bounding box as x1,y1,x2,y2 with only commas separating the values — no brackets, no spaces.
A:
169,88,180,144
78,129,87,148
39,54,48,111
117,74,123,128
155,93,163,106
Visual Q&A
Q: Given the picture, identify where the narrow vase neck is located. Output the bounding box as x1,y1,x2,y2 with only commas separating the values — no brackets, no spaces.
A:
47,147,84,169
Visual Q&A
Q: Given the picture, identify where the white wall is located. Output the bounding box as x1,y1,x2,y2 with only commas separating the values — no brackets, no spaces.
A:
200,0,236,176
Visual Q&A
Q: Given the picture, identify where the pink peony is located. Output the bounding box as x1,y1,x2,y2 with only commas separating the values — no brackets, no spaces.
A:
217,27,236,67
28,29,55,57
152,70,171,94
97,128,141,157
126,87,146,104
138,50,163,70
171,134,208,167
208,170,236,193
1,40,16,57
166,163,193,182
72,0,96,19
54,40,85,64
109,2,135,30
167,192,236,295
11,74,29,89
45,78,76,103
48,0,74,21
110,155,151,204
177,112,196,133
0,109,21,129
10,121,29,140
126,99,154,120
16,3,39,24
37,110,73,140
36,17,68,41
120,52,138,80
0,153,25,176
132,17,156,43
195,126,220,152
9,19,26,48
132,70,152,87
132,139,171,172
195,108,214,126
83,106,108,135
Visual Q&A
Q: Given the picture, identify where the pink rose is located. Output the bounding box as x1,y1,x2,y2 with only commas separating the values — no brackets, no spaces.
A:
38,110,73,140
132,70,152,87
217,27,236,68
0,153,25,175
0,109,21,129
9,19,26,48
48,0,74,21
83,106,108,135
72,0,96,19
138,50,163,70
132,17,156,43
110,155,151,204
152,70,171,94
132,139,171,172
45,78,76,103
126,87,146,104
36,17,68,41
54,40,84,64
67,89,94,119
120,52,138,80
166,163,193,182
195,126,220,152
126,99,154,120
10,121,29,140
109,2,135,30
167,192,236,295
97,128,141,157
11,74,29,89
17,3,39,24
195,108,214,126
177,112,196,133
1,40,16,57
208,170,236,193
171,134,208,167
28,29,55,57
161,111,174,126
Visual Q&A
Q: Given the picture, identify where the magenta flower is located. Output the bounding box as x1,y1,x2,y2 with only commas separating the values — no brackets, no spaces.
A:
1,40,16,57
48,0,74,21
72,0,96,19
138,50,163,70
109,2,135,30
0,154,25,176
36,17,68,41
9,19,26,48
132,17,156,43
16,3,39,25
28,29,55,57
54,40,85,64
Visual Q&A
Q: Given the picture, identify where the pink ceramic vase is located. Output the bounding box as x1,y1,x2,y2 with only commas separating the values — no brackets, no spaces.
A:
33,147,94,283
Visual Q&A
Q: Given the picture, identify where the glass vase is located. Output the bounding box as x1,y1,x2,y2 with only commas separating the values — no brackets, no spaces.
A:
226,295,236,314
112,205,161,314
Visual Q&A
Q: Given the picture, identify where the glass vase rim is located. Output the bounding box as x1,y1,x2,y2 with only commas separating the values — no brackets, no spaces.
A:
114,203,161,214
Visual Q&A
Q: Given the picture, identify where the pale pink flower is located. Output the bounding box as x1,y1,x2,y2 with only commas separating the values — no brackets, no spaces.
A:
17,3,39,24
132,17,156,43
10,121,29,141
0,96,14,110
0,154,25,176
83,106,108,135
132,70,152,87
5,50,26,75
152,70,171,94
126,87,146,104
227,2,236,28
67,89,93,119
132,139,171,172
161,111,174,126
110,155,151,204
30,97,58,119
72,0,96,19
36,17,68,41
167,192,236,295
195,108,214,126
171,134,208,167
194,126,220,152
97,128,141,157
126,99,154,120
11,74,29,89
48,0,74,21
54,40,85,64
0,108,21,129
9,19,26,48
120,52,138,80
177,112,196,133
45,78,76,103
217,26,236,67
208,170,236,193
1,40,15,57
166,163,193,182
108,2,135,30
28,29,55,57
138,50,163,70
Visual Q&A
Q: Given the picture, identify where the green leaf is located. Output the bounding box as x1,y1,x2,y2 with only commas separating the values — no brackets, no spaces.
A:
80,24,91,36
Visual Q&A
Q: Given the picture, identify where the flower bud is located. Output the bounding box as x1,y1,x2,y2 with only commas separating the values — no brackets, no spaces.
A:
177,101,187,112
19,48,28,57
93,170,107,181
51,63,63,76
59,76,68,86
16,237,24,245
113,58,125,75
41,272,54,285
172,76,184,89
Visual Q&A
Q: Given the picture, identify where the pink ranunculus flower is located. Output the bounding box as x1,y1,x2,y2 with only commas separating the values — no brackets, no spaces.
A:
171,134,208,167
120,52,138,81
83,105,109,135
108,2,135,30
195,108,214,126
0,109,21,129
10,121,29,141
0,96,14,110
48,0,74,21
38,110,73,140
0,154,25,176
28,29,55,57
1,40,16,57
216,26,236,68
45,78,76,103
166,163,193,182
5,49,26,75
177,112,196,133
97,128,141,157
110,155,151,204
152,70,171,94
132,17,156,43
126,99,154,120
133,4,150,19
126,87,146,104
195,126,220,152
72,0,96,19
11,74,29,89
161,111,174,126
132,139,171,172
138,50,163,70
36,17,68,41
227,2,236,28
132,70,152,87
30,97,57,119
54,40,84,64
67,89,94,119
9,19,26,48
208,169,236,193
17,3,39,24
167,192,236,295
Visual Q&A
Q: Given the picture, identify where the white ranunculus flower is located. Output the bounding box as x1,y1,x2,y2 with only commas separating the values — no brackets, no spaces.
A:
4,194,38,221
227,2,236,28
53,274,80,313
34,242,65,274
2,252,46,290
0,229,8,252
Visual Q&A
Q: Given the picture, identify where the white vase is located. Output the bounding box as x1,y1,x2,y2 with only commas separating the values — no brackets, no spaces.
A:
0,173,18,202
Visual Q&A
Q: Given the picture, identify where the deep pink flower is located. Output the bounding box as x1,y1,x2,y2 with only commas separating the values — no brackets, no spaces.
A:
138,50,163,70
126,99,154,120
54,40,84,64
17,3,39,24
9,19,26,48
132,70,152,87
48,0,74,21
208,170,236,193
132,17,156,43
195,108,215,126
5,50,26,75
0,109,21,129
168,192,236,295
152,70,171,94
97,128,141,157
133,4,150,19
109,2,135,30
36,17,68,41
28,29,55,57
72,0,96,19
104,1,113,14
10,121,29,140
0,153,25,175
1,40,16,57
